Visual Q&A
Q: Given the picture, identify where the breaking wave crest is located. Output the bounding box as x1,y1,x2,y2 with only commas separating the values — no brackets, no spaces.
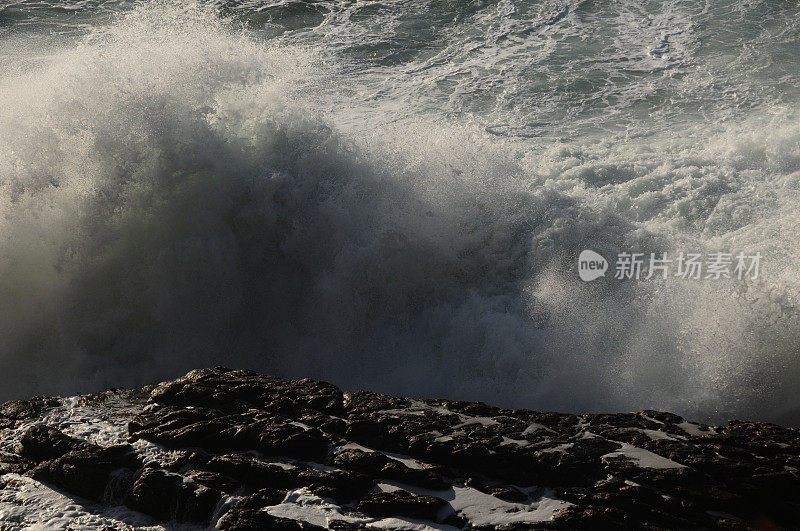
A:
1,1,799,424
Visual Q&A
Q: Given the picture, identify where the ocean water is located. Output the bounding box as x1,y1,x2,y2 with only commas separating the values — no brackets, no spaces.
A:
1,0,798,424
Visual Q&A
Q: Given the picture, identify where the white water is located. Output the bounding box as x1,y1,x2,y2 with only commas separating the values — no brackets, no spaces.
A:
0,0,799,423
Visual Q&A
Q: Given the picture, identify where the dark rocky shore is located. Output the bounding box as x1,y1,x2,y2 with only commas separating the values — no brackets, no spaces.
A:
1,367,799,529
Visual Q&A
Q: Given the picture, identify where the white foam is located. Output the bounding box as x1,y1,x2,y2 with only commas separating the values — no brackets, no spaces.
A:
375,481,571,526
0,474,163,529
603,443,686,469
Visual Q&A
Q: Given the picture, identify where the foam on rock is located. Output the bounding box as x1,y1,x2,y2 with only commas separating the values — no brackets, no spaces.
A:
1,367,799,529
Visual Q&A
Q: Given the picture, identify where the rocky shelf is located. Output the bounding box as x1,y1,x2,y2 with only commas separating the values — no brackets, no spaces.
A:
1,367,799,529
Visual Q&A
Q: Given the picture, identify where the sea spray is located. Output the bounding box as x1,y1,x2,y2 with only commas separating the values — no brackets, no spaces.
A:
1,0,799,424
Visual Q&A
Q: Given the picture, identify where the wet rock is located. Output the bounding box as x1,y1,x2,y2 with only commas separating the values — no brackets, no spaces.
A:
20,424,89,460
125,468,220,523
20,425,141,502
130,404,330,461
0,452,31,475
237,487,288,508
218,510,324,530
344,390,411,415
150,367,344,416
0,399,39,421
328,521,372,530
357,490,448,521
124,468,183,521
204,453,295,490
489,486,528,502
4,368,800,530
187,470,241,492
256,423,331,461
331,448,448,490
332,448,390,475
295,468,373,503
215,488,319,531
28,448,136,502
104,467,137,505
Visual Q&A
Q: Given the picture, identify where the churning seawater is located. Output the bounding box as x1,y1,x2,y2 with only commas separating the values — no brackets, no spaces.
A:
1,0,799,424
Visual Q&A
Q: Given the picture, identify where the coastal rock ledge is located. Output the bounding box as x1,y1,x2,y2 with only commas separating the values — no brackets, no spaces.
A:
1,367,799,529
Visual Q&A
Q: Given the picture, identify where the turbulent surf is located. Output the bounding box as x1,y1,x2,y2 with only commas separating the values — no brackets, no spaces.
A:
0,0,799,424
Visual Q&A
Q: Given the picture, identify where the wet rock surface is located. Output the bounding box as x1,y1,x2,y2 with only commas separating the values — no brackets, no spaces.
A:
0,367,798,529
